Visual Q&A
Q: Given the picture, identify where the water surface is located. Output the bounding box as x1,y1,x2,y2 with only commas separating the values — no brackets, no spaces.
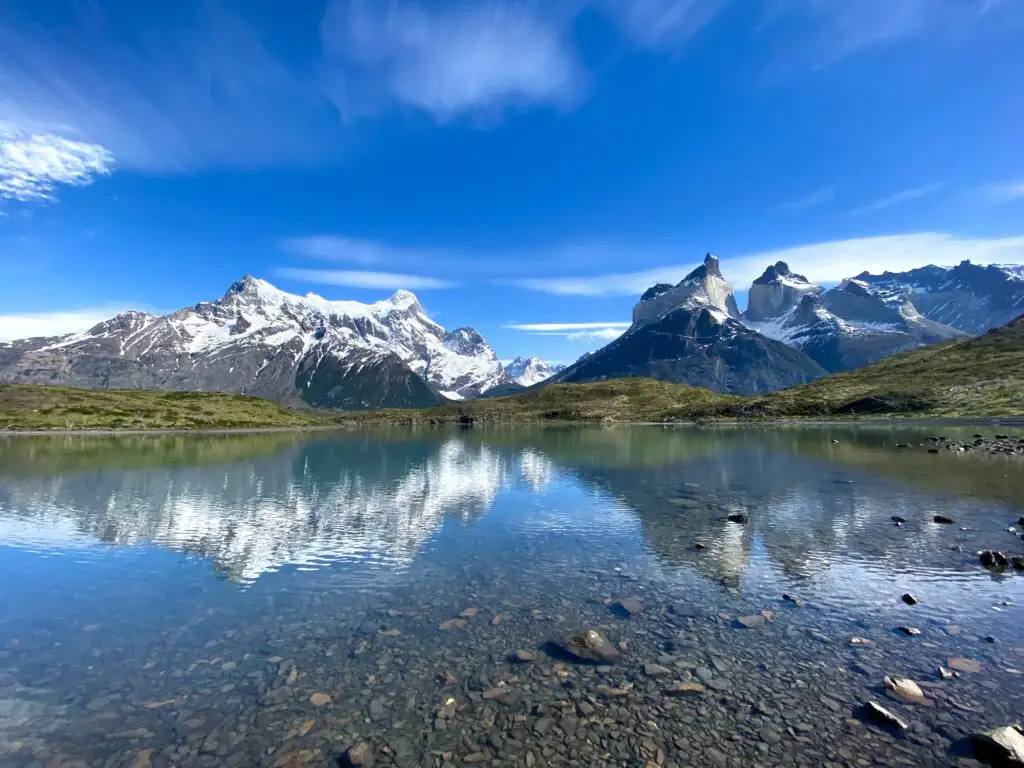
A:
1,426,1023,767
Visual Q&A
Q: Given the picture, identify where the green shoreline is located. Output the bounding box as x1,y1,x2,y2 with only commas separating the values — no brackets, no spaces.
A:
2,314,1022,433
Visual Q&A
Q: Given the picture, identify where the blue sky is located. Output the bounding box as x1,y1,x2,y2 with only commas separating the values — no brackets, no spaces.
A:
1,0,1023,362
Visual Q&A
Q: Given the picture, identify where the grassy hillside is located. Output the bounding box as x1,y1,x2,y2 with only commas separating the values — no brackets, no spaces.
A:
0,385,325,431
355,315,1024,423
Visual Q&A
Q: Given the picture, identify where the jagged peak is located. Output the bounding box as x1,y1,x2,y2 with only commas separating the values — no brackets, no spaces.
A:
682,253,722,282
387,289,421,309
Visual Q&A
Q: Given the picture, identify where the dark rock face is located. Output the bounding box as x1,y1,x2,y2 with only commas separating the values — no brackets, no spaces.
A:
855,260,1024,334
640,283,674,302
0,276,508,410
555,307,827,396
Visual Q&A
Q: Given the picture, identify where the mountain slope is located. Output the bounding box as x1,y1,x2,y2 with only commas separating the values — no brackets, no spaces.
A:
553,255,827,395
0,277,510,410
744,268,965,373
854,260,1024,334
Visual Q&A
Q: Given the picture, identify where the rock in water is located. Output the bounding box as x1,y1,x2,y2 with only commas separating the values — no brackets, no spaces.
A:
901,593,919,605
643,663,672,678
309,693,332,707
663,682,706,697
897,626,921,637
972,726,1024,767
933,515,954,524
891,515,907,523
981,551,1010,570
558,630,620,664
613,597,644,617
727,513,748,524
737,615,766,629
343,743,374,767
863,701,909,730
884,676,927,704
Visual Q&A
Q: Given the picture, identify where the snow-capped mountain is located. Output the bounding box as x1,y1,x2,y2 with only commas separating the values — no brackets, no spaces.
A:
504,356,566,387
632,253,742,325
554,254,827,395
744,272,965,372
0,276,511,410
853,260,1024,334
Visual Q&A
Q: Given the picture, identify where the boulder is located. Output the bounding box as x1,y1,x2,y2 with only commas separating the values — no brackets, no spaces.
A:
972,726,1024,767
556,630,620,664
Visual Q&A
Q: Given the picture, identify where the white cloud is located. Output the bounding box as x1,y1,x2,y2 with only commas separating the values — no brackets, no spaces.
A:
849,183,944,217
977,180,1024,205
566,328,627,342
0,305,138,342
761,0,1005,65
504,321,630,344
275,267,457,290
602,0,728,49
282,235,390,265
511,233,1024,296
0,126,113,202
0,3,339,176
321,0,583,120
777,186,834,213
504,321,632,331
509,266,686,296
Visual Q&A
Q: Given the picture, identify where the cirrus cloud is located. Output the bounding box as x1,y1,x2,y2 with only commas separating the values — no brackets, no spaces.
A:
0,126,113,202
275,267,457,290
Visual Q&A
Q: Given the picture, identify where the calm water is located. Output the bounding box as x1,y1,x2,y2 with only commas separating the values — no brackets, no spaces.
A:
1,426,1023,768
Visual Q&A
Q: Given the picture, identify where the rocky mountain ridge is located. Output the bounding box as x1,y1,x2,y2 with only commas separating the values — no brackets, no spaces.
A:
0,276,512,410
554,254,828,395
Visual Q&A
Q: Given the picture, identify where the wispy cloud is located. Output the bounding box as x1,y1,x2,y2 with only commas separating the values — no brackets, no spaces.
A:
512,233,1024,296
975,180,1024,205
849,183,944,217
0,125,114,202
508,267,686,297
0,304,141,342
323,1,584,120
602,0,728,50
282,236,396,266
505,322,632,331
505,321,629,343
761,0,1006,66
275,267,457,291
777,186,835,213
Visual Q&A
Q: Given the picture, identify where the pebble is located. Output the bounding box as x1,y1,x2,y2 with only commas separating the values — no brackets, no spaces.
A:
864,701,909,730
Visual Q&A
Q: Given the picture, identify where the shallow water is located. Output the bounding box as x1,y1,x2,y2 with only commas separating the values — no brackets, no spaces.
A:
1,425,1023,768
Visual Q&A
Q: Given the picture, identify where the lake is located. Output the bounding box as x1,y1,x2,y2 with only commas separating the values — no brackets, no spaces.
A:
1,426,1023,768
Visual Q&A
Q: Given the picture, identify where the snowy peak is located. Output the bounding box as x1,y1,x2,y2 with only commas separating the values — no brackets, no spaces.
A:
1,276,509,407
505,356,566,387
853,260,1024,334
745,261,821,321
633,252,741,326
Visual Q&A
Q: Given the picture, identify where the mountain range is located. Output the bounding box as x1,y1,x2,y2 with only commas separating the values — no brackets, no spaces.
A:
2,258,1022,407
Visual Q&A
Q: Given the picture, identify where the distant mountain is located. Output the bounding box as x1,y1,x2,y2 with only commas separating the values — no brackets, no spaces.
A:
0,276,512,410
854,260,1024,334
505,356,567,387
744,265,965,372
554,254,827,395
